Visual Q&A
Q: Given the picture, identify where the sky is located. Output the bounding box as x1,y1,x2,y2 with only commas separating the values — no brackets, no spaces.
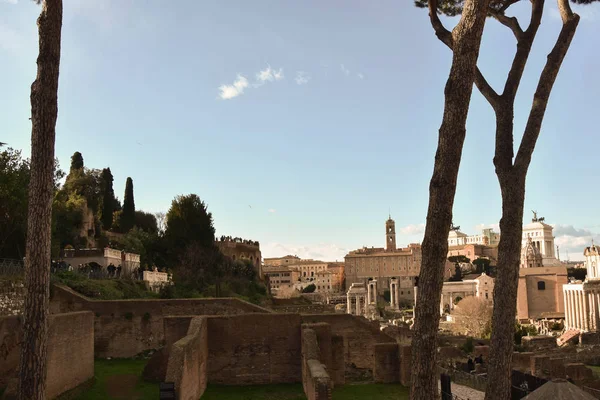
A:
1,0,599,262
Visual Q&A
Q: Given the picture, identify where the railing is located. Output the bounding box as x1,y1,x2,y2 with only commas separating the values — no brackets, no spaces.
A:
582,385,600,399
0,258,24,276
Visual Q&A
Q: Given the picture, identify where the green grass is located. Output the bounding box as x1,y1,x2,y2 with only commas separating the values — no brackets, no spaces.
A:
52,271,158,300
588,365,600,378
60,358,157,400
66,359,409,400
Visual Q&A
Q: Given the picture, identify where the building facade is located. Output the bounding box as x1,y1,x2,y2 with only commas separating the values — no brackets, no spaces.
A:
447,227,500,247
516,214,567,321
263,255,301,267
345,216,421,303
215,236,261,270
563,243,600,332
263,265,300,297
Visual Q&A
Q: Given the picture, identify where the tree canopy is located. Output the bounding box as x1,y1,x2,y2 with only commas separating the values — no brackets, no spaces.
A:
415,0,597,17
121,177,135,232
165,194,216,251
100,168,116,230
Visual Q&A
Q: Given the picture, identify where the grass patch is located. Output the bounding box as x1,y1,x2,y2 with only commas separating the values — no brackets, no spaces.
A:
588,365,600,378
60,358,157,400
52,271,158,300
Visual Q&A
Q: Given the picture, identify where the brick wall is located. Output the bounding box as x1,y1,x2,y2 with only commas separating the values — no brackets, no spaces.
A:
165,317,208,400
373,343,400,383
206,313,302,385
302,328,333,400
0,312,94,398
300,314,395,378
50,285,272,358
0,280,24,316
271,305,337,314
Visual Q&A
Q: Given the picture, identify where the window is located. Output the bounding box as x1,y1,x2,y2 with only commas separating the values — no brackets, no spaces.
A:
485,293,488,299
537,281,545,290
401,291,404,295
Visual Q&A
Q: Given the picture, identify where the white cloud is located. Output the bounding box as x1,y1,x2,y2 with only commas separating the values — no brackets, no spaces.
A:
553,224,593,237
218,75,249,100
549,5,597,21
295,71,310,85
399,224,426,236
262,242,348,262
256,65,284,83
340,64,350,76
268,209,276,213
357,73,364,79
1,0,18,4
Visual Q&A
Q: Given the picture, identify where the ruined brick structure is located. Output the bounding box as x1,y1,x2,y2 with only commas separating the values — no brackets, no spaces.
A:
0,279,24,316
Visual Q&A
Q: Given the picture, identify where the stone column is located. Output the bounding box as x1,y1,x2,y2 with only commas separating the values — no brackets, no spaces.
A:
363,294,368,315
367,283,372,305
589,291,595,331
394,282,399,310
575,291,582,330
391,283,396,308
596,292,600,332
583,292,589,331
347,294,351,315
563,289,569,329
570,290,576,330
440,293,444,316
356,296,361,316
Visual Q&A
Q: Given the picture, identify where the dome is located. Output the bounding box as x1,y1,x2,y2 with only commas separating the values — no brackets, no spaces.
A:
521,236,543,268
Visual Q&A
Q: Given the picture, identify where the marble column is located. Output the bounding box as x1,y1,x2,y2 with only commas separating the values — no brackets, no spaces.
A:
563,289,569,329
590,291,595,331
367,283,372,305
583,292,589,331
347,294,351,315
570,291,576,330
356,296,361,316
575,290,583,329
574,291,581,330
394,283,399,310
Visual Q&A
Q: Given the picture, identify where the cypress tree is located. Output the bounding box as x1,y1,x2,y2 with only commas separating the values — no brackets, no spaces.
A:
121,177,135,232
100,168,115,230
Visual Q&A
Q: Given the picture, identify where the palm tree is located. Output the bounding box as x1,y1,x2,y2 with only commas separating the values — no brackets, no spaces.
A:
18,1,63,399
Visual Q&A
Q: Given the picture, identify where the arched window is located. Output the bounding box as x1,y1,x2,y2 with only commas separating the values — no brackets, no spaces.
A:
537,281,545,291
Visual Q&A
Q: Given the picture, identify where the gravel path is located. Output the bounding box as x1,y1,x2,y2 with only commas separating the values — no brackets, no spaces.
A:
439,381,485,400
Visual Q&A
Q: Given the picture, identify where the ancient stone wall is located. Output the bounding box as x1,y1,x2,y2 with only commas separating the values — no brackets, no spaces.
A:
50,285,271,358
300,314,395,378
206,313,302,385
165,317,208,400
0,280,24,316
301,328,333,400
373,343,400,383
0,312,94,398
271,304,337,314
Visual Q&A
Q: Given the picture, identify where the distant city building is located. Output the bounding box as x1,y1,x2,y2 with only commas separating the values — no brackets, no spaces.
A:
437,272,495,315
263,265,300,297
215,236,261,271
447,227,500,247
345,216,421,303
516,212,567,321
60,247,140,276
263,255,301,267
563,242,600,332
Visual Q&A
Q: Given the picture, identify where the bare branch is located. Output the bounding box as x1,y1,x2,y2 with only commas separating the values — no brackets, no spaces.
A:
514,13,580,172
501,0,544,101
499,0,520,12
474,69,500,108
557,0,575,23
490,10,523,40
428,0,453,49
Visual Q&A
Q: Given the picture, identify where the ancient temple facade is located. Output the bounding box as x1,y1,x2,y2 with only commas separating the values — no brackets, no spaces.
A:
563,243,600,331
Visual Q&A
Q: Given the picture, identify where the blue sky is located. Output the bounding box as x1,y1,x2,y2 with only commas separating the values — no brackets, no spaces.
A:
1,0,599,261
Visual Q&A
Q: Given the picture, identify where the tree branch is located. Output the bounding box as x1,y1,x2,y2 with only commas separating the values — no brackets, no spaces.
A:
474,69,500,108
514,11,580,173
499,0,520,12
428,0,453,49
490,10,523,40
501,0,544,101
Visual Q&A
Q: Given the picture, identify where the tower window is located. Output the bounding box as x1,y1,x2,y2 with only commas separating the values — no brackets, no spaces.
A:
537,281,545,290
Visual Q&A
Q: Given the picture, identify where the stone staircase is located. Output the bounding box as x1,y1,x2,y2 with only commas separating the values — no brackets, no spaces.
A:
557,329,580,347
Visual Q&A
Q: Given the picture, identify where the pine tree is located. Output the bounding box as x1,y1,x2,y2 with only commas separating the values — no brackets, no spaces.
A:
69,151,83,172
19,0,63,398
121,177,135,232
100,168,115,230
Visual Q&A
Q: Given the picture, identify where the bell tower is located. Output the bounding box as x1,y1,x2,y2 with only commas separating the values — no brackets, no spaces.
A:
386,215,396,251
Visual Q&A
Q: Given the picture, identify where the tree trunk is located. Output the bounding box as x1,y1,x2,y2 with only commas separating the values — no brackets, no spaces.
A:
410,1,490,399
484,171,525,400
18,1,62,399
